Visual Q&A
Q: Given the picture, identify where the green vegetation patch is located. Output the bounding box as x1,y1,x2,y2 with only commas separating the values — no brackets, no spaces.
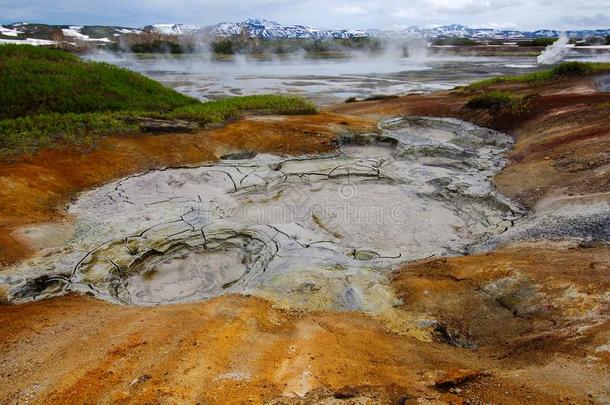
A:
465,91,515,109
162,95,317,124
0,112,138,156
465,62,610,91
0,45,317,158
0,44,199,119
465,91,533,115
0,95,317,157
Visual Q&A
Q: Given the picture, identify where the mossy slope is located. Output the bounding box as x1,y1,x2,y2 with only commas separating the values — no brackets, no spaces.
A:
0,44,199,119
0,45,317,157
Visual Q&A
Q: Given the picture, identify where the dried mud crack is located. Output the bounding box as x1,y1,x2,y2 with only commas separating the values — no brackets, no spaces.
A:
2,117,520,318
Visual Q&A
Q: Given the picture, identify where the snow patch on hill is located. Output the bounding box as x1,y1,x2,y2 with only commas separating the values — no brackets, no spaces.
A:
61,26,112,43
147,24,199,35
1,19,610,45
210,18,367,39
0,38,56,46
0,25,22,37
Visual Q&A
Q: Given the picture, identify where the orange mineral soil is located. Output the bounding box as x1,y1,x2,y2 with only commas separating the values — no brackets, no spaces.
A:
1,77,609,404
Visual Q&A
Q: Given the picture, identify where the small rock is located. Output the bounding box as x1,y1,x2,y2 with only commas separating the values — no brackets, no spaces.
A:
434,369,490,389
220,151,258,160
333,386,358,399
125,117,199,133
129,374,152,386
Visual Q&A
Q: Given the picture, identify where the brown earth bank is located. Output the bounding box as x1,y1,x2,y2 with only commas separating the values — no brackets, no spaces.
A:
1,76,609,404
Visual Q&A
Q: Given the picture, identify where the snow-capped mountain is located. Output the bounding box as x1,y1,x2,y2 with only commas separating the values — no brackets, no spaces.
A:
208,18,367,39
370,25,610,40
413,25,528,39
144,24,199,36
2,19,610,46
0,23,143,43
0,25,22,37
208,20,610,40
61,26,113,43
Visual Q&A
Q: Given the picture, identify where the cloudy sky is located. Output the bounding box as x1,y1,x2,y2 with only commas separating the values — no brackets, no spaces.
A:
1,0,609,30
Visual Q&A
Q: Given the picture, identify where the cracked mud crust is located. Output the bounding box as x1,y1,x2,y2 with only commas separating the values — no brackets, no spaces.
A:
0,75,609,404
0,112,375,266
1,117,519,313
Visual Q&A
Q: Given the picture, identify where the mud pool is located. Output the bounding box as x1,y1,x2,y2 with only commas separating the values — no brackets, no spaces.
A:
0,118,523,313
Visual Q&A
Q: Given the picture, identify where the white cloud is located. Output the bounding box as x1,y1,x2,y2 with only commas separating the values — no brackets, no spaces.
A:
561,13,610,28
0,0,608,31
478,22,519,29
393,9,418,19
427,0,518,14
333,5,366,15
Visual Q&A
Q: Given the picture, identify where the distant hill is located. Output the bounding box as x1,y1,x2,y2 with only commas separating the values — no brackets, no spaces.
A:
1,18,610,46
206,18,368,39
373,24,610,40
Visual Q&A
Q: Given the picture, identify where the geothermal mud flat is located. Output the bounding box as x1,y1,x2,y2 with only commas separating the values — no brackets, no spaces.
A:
0,117,524,322
89,52,542,103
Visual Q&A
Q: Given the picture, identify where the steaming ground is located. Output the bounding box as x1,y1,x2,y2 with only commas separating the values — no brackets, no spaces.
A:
85,48,610,104
85,52,543,104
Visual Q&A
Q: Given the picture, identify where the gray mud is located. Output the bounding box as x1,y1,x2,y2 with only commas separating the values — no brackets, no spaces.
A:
1,117,524,312
478,196,610,250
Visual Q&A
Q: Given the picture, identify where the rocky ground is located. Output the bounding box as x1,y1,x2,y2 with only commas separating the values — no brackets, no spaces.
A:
1,75,609,404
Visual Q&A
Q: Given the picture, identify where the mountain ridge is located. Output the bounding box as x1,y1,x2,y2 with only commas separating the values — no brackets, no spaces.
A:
2,18,610,43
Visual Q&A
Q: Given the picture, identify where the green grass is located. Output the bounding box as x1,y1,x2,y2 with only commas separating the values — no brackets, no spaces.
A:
162,95,317,124
0,45,318,157
0,112,138,156
0,95,317,157
0,44,199,119
464,91,533,115
464,91,514,109
464,62,610,91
